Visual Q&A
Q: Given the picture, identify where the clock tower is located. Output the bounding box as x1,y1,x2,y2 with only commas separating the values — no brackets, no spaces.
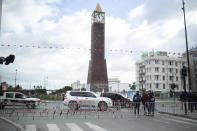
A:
87,3,108,92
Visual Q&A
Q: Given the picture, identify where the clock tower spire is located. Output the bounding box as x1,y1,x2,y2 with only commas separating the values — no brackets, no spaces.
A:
87,3,108,92
95,3,102,12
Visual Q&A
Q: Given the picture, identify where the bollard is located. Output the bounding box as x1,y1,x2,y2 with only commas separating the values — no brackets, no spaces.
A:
113,111,116,119
60,110,62,117
66,110,69,119
53,110,56,120
33,112,35,120
85,110,86,119
17,112,19,120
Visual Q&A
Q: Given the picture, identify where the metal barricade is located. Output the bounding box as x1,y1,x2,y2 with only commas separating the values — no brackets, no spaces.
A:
1,100,196,120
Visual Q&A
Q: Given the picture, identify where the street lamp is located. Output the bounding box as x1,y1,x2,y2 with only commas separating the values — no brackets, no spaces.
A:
15,69,17,87
182,0,191,93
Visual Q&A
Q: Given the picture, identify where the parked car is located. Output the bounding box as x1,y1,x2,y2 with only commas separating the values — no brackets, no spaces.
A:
0,92,40,109
100,92,132,108
63,91,113,111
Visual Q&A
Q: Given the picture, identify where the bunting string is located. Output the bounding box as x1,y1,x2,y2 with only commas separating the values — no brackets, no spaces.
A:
0,44,184,56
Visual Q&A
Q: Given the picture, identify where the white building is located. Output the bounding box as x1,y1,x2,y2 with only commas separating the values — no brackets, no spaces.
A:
136,51,188,97
85,78,131,92
108,78,130,92
71,80,83,90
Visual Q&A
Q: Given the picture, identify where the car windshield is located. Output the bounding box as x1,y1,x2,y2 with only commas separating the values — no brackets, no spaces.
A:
91,92,100,98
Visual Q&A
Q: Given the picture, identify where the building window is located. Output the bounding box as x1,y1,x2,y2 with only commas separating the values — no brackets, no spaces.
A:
182,62,185,65
169,76,173,81
169,68,173,73
163,76,165,81
155,67,159,72
176,77,178,81
177,85,179,90
155,60,159,64
155,75,159,80
169,61,173,65
162,61,164,65
176,69,178,73
162,68,165,73
156,83,159,89
175,62,178,66
163,84,165,89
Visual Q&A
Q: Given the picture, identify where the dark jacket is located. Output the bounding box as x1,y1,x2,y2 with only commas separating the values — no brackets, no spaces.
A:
149,93,155,102
133,94,141,102
141,93,149,103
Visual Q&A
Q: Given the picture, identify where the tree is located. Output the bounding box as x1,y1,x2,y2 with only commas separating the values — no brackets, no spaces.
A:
53,86,72,94
81,87,86,91
15,85,22,90
130,82,136,90
63,86,72,92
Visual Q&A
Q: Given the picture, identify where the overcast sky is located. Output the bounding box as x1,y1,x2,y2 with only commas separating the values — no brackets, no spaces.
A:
0,0,196,90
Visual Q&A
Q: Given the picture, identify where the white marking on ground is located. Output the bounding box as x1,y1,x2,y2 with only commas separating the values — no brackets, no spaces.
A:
25,125,36,131
161,117,197,126
85,122,108,131
152,118,171,125
170,116,197,123
66,123,84,131
47,124,61,131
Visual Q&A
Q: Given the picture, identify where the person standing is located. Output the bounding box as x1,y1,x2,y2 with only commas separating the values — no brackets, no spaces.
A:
148,90,155,117
133,91,141,115
141,90,149,115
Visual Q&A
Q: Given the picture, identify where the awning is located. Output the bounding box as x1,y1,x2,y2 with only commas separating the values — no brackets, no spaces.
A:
161,92,168,94
154,91,161,95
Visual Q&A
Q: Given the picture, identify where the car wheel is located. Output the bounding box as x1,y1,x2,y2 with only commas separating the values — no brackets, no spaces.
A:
99,101,107,111
68,101,78,110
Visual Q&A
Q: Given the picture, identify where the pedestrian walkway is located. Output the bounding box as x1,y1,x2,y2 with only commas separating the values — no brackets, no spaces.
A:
24,122,108,131
22,117,197,131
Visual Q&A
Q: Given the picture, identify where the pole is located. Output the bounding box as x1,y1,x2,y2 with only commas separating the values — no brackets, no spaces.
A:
183,73,187,115
182,0,191,93
15,69,17,87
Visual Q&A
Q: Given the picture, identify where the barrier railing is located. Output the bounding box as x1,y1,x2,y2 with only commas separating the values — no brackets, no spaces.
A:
0,101,196,120
155,101,197,115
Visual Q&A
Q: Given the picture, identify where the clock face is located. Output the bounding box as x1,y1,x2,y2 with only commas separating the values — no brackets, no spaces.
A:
94,12,105,23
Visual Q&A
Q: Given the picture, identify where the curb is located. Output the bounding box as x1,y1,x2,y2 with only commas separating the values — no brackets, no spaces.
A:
158,111,197,120
0,117,24,131
41,100,62,103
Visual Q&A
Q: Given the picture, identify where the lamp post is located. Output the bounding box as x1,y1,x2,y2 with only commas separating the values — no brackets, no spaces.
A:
182,0,191,93
15,69,17,87
181,65,187,115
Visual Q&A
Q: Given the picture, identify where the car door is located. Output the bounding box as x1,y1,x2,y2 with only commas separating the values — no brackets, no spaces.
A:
5,92,13,105
76,92,87,108
115,94,122,106
14,93,26,106
84,92,97,107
